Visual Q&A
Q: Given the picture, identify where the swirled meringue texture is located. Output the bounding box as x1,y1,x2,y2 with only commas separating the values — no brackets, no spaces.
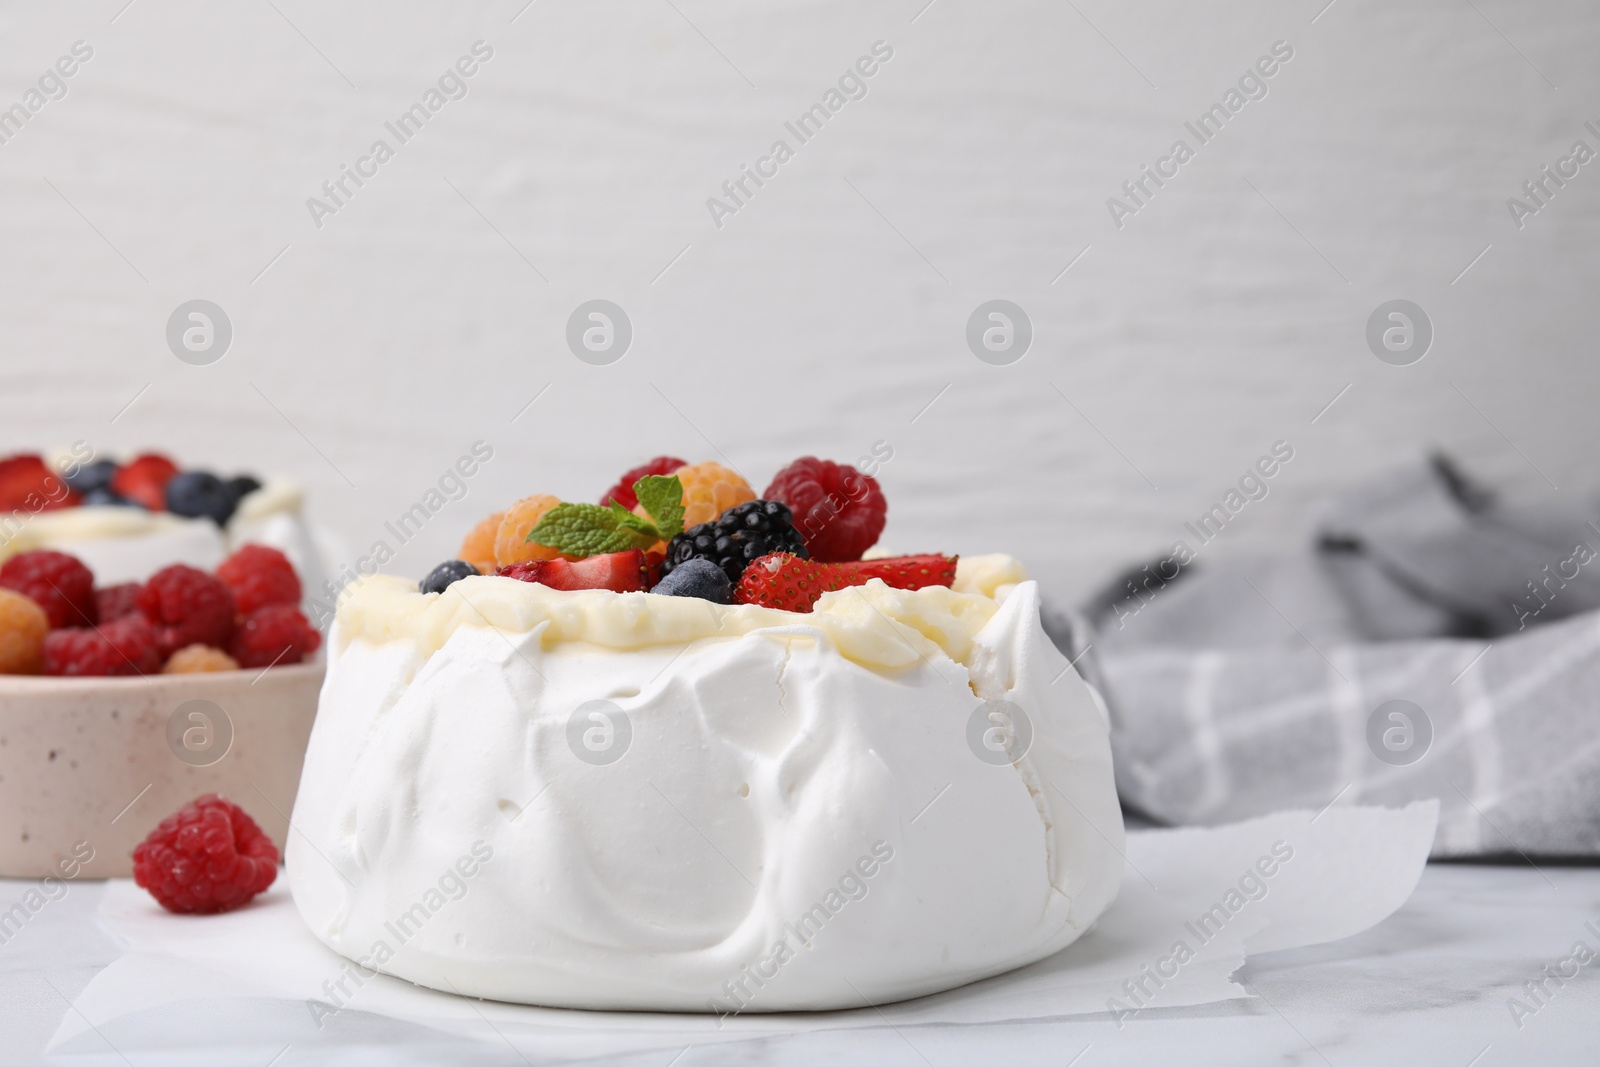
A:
287,555,1123,1011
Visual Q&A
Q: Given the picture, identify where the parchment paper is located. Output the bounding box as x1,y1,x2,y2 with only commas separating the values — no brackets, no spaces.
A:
49,800,1438,1062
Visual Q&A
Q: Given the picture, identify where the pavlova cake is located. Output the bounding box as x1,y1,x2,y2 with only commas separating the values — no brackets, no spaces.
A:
0,446,325,591
289,456,1122,1012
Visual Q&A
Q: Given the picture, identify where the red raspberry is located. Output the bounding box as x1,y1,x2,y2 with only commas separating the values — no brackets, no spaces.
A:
110,453,179,511
764,457,887,562
0,549,97,628
600,455,688,509
229,604,321,668
42,616,162,675
95,582,144,622
137,564,236,658
0,454,77,512
132,794,279,914
215,544,301,615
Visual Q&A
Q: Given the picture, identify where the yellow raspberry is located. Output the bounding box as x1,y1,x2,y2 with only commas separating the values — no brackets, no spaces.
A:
660,462,754,529
459,511,504,574
0,588,48,675
163,644,240,674
494,495,566,568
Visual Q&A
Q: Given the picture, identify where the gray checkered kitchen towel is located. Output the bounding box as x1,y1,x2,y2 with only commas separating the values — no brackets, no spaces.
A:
1056,455,1600,858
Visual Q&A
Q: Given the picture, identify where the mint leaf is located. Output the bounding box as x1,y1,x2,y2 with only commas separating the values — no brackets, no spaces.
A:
608,500,659,535
527,503,657,556
634,475,685,540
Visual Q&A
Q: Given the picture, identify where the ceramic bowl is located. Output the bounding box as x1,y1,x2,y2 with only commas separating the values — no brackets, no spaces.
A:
0,662,323,878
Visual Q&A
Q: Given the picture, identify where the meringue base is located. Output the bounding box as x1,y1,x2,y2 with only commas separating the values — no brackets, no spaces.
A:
288,578,1122,1011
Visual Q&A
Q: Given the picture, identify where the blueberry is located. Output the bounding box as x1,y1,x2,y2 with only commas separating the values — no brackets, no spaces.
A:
420,559,480,594
650,558,733,604
165,470,240,526
64,460,117,495
81,487,140,508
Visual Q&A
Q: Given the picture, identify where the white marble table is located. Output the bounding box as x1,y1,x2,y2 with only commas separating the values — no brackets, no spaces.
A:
3,862,1594,1066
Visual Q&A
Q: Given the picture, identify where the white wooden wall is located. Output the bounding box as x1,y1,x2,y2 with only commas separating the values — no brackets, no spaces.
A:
2,0,1595,603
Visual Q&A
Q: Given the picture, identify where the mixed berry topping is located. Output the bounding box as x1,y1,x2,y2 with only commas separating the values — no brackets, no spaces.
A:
445,453,956,612
660,499,808,585
0,450,265,523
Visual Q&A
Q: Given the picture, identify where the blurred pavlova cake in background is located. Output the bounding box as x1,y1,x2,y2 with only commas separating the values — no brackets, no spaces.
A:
0,445,327,596
290,454,1123,1012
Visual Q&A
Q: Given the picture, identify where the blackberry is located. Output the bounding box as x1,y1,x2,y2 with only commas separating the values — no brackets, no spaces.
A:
660,499,808,585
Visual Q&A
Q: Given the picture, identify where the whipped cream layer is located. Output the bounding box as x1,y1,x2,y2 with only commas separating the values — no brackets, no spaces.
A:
288,565,1123,1011
1,481,325,591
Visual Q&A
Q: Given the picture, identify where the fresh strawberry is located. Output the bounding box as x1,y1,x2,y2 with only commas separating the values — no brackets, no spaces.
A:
0,454,77,512
110,453,179,511
842,554,958,590
735,552,957,612
497,550,648,593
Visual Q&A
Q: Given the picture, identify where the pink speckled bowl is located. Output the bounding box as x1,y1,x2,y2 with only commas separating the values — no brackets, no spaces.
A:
0,663,323,878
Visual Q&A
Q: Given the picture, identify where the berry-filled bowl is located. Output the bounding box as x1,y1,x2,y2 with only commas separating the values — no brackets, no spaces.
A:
0,541,325,878
0,661,323,878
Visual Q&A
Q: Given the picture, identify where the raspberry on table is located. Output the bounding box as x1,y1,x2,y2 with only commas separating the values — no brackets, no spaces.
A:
600,455,688,510
0,549,97,628
132,794,279,914
137,564,237,658
0,588,49,674
163,643,240,673
42,617,162,676
216,544,302,615
660,500,809,585
665,461,755,529
764,456,887,562
458,511,504,574
493,495,566,568
95,582,144,623
229,604,321,668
